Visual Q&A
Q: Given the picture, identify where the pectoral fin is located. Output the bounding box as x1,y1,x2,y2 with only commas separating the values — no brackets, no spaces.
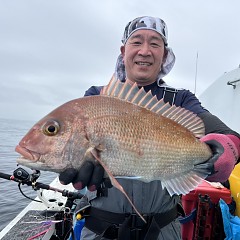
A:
87,147,146,224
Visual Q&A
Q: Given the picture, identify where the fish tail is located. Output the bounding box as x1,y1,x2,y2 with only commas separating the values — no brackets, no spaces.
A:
161,162,212,196
89,147,147,224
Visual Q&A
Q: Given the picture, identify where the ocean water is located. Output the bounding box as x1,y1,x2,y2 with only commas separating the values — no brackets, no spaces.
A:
0,118,57,232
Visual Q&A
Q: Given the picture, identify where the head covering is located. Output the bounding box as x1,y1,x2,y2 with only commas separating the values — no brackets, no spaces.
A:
115,16,175,83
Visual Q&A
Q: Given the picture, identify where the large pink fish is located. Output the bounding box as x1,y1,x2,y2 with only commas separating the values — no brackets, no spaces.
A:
16,77,212,221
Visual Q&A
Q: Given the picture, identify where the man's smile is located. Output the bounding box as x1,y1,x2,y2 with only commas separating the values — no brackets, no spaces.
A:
135,61,152,66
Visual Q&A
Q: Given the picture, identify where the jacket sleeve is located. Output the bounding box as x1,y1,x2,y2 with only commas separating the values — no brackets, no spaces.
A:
84,86,103,96
177,89,240,165
198,111,240,137
198,111,240,165
177,89,239,137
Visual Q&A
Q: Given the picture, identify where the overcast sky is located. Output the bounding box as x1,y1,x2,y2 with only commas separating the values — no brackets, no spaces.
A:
1,0,240,121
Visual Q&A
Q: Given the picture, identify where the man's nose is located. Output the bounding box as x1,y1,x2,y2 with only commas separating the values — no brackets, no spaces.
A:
138,43,151,56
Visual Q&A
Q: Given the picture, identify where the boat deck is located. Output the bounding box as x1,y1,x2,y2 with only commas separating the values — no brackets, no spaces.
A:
0,178,75,240
1,210,56,240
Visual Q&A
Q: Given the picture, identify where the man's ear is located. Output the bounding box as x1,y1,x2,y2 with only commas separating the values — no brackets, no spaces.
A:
163,48,168,62
120,45,125,56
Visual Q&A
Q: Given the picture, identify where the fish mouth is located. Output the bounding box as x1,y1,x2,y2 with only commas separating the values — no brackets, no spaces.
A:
15,145,66,173
15,145,40,161
16,157,58,173
17,157,42,169
15,145,42,171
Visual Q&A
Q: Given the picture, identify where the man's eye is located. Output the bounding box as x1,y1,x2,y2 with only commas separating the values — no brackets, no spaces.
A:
151,43,160,48
132,41,141,45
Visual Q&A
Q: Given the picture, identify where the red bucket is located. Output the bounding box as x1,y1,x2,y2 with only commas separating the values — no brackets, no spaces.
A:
181,180,232,240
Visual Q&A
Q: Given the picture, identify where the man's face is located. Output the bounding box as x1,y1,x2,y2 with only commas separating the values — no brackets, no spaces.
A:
121,29,166,86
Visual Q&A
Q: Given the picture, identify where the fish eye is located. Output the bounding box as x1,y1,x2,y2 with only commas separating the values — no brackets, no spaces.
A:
42,120,60,136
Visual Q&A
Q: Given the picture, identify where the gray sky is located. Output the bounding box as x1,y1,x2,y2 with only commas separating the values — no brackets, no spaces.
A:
1,0,240,121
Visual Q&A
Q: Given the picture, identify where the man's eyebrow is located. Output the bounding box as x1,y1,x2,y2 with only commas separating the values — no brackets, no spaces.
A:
129,34,143,40
151,36,163,41
129,34,163,41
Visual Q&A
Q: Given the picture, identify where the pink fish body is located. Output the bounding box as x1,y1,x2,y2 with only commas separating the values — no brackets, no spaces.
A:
16,78,212,196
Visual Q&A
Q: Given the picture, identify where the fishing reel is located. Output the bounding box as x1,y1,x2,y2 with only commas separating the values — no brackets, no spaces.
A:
13,167,41,184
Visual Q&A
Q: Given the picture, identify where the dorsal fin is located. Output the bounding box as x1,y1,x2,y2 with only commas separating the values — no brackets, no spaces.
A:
101,77,205,138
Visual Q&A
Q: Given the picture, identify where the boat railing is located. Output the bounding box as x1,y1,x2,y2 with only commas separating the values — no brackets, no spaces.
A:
227,78,240,89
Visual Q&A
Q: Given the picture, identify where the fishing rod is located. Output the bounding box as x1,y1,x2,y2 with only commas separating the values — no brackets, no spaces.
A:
0,167,85,240
0,167,83,200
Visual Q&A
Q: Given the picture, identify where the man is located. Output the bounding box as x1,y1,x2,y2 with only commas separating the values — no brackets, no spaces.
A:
59,16,240,240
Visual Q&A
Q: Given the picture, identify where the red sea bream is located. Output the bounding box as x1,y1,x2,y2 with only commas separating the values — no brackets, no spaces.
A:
15,78,212,220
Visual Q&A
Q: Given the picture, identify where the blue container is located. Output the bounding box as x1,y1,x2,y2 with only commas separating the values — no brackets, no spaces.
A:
69,219,85,240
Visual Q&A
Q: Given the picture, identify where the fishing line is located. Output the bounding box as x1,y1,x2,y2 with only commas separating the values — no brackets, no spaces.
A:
18,182,42,203
20,223,52,234
63,226,75,240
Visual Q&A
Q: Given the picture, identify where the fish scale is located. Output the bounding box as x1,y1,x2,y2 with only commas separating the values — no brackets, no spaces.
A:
82,97,209,181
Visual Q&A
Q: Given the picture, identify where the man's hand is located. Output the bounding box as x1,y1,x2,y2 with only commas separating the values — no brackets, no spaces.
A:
59,161,111,191
201,133,240,182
